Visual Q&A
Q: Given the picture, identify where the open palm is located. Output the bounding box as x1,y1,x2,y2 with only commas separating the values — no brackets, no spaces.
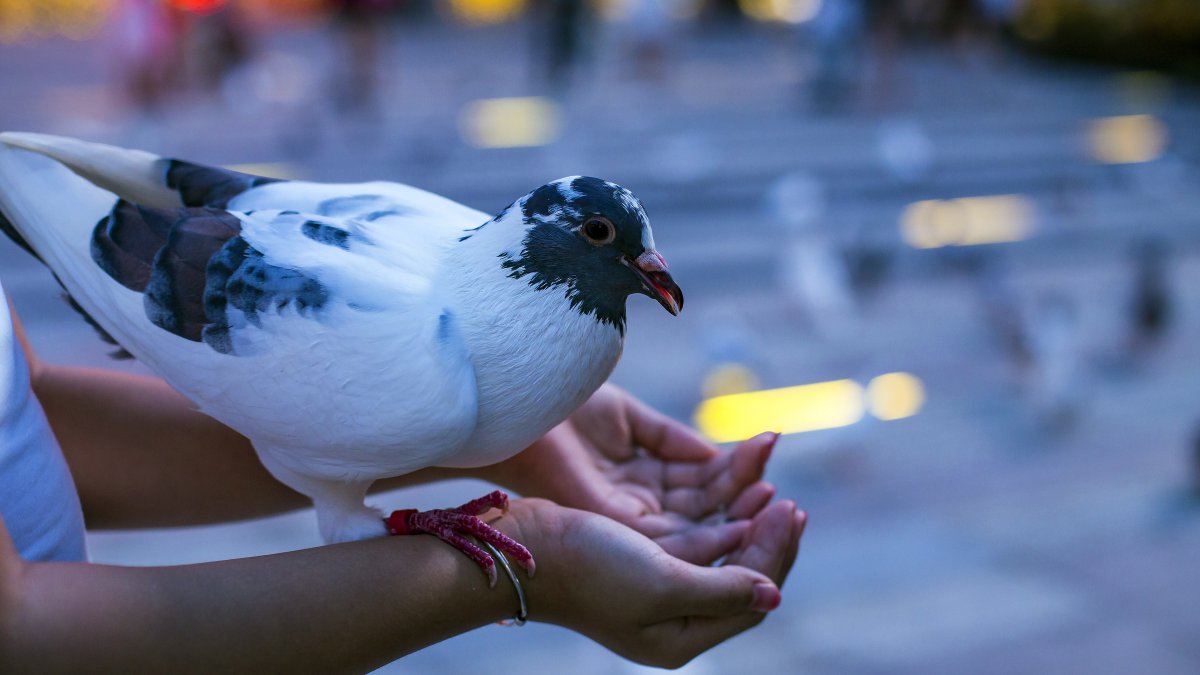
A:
489,384,780,564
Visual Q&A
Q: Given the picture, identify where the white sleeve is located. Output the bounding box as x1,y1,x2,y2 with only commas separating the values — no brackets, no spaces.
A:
0,288,88,562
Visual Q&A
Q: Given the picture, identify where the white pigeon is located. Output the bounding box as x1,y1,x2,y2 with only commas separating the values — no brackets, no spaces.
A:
0,132,683,583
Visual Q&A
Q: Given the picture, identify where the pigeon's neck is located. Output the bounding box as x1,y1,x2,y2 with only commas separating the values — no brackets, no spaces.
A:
438,218,624,465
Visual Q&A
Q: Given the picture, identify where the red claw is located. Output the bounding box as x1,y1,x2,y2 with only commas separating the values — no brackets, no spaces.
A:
384,491,534,585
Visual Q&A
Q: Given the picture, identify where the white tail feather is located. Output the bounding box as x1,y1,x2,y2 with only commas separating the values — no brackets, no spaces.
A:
0,132,182,209
0,140,152,360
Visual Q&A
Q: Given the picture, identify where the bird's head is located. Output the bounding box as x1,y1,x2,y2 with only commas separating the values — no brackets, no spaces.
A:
489,176,683,332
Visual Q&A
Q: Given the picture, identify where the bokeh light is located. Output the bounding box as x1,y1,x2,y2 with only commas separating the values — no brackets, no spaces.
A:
1086,114,1168,165
901,195,1034,249
695,378,865,443
458,96,562,149
738,0,821,25
701,363,761,399
0,0,111,43
448,0,526,25
866,372,925,421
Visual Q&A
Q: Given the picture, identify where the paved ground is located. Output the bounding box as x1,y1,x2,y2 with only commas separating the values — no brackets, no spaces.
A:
2,15,1199,674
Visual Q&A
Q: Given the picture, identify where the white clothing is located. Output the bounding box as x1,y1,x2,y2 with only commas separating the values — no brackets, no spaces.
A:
0,285,88,562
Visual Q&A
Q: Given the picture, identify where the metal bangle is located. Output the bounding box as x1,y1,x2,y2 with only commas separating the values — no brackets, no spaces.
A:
481,540,528,626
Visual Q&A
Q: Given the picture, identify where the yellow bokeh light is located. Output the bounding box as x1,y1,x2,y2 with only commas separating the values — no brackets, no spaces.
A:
448,0,525,24
901,195,1033,249
458,97,562,149
0,0,111,43
738,0,821,24
866,372,925,421
694,378,864,444
1087,114,1167,165
0,0,36,43
702,363,761,400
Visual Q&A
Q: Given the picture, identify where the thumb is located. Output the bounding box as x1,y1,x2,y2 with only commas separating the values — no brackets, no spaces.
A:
672,563,781,618
639,565,780,665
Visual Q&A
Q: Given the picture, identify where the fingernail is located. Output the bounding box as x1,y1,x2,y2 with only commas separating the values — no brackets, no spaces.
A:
758,432,780,473
751,583,781,612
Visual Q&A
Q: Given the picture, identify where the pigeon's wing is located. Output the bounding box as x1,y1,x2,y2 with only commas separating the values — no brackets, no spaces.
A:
0,134,483,473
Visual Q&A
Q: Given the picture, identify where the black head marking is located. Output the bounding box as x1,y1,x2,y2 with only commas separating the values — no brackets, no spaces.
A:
502,177,655,334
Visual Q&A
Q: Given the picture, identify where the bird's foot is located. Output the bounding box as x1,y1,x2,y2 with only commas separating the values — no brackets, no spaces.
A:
384,490,534,587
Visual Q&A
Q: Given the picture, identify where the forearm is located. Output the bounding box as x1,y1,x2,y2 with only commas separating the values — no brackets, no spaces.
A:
3,533,514,673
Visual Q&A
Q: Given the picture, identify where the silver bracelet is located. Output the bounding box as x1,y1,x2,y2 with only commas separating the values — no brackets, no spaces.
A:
481,540,528,626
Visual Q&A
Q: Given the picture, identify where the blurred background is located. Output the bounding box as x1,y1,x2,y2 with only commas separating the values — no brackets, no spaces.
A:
2,0,1200,672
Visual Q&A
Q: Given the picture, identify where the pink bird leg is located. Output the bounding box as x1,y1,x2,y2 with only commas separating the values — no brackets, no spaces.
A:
384,490,535,587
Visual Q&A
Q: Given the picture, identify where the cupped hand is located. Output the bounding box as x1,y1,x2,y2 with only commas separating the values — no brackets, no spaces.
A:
488,384,780,565
495,497,806,669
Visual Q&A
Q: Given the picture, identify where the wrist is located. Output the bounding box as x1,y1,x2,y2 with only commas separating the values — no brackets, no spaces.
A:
486,499,570,625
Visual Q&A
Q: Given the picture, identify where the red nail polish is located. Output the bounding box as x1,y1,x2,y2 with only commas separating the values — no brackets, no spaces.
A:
751,583,781,612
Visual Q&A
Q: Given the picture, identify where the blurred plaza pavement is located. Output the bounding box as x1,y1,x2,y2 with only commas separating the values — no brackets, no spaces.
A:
2,12,1200,675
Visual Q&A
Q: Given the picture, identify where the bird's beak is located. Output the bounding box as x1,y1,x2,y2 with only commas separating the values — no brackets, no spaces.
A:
623,251,684,316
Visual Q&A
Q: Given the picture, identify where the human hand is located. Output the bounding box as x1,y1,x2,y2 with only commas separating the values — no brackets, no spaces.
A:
487,384,780,565
495,497,806,669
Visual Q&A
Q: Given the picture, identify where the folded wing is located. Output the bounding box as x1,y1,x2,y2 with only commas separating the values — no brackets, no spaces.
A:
0,134,484,471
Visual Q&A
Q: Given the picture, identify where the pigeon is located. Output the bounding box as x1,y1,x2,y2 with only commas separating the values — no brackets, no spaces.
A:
0,133,683,584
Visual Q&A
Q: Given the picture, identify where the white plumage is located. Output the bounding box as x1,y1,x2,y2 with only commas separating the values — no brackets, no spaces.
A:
0,133,682,549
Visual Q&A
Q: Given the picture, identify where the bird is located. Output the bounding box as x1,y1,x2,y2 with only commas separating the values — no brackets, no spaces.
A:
0,132,683,585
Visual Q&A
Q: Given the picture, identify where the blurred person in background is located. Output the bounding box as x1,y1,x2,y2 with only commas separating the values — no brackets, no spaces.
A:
623,0,674,82
0,284,803,672
327,0,400,115
108,0,188,116
532,0,593,91
1126,238,1172,358
972,254,1031,369
184,2,255,96
1026,292,1083,431
803,0,902,112
803,0,867,112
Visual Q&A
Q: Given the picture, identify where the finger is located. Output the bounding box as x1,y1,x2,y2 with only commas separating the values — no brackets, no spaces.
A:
726,481,776,521
661,486,710,520
724,500,796,582
778,509,807,590
642,503,802,665
666,560,778,618
661,455,715,490
626,395,718,462
627,512,693,539
720,431,777,484
641,565,780,660
662,433,776,518
655,519,750,565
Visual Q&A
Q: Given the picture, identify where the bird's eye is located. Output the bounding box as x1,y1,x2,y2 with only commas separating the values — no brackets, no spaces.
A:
582,217,615,245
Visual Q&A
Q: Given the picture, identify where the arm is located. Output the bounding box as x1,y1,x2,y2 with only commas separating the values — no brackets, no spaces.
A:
0,510,512,673
0,499,805,673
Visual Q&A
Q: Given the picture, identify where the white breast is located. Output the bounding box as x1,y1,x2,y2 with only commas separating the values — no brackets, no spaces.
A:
438,236,624,468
